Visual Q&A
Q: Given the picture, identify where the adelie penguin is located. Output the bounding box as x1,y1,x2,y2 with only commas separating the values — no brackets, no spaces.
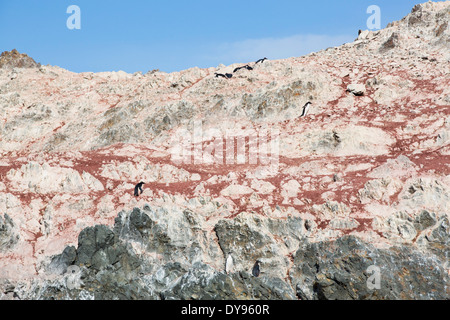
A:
300,102,312,117
252,260,261,277
225,252,234,274
215,73,233,79
233,65,254,73
134,182,145,197
255,57,268,64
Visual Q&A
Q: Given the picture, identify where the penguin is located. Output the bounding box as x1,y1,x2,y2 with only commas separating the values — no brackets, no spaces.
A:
252,260,261,277
225,252,234,274
314,262,320,273
300,102,312,117
332,130,342,148
215,73,233,79
233,65,253,73
255,57,267,65
333,130,341,144
134,182,145,197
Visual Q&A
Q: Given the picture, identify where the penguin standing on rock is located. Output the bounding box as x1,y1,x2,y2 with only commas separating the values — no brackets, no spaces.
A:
255,57,268,65
252,260,261,277
300,102,312,117
225,252,234,274
233,65,254,73
215,73,233,79
215,73,227,79
134,182,145,197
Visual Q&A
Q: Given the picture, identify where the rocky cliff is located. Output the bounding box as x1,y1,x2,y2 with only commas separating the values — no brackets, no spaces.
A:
0,1,449,300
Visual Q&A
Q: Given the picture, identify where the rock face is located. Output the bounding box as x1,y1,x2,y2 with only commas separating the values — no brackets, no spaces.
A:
0,49,40,69
9,207,448,300
0,213,19,252
291,236,448,300
0,2,449,300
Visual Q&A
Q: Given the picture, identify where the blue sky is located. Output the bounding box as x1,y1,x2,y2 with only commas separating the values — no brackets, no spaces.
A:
0,0,428,73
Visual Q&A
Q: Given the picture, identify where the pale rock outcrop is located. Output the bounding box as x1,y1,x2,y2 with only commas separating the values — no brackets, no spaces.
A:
0,1,449,300
6,162,104,193
358,178,403,204
220,184,254,198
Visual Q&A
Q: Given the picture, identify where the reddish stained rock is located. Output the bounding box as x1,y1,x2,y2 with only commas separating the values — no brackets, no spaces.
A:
0,49,40,69
0,1,449,289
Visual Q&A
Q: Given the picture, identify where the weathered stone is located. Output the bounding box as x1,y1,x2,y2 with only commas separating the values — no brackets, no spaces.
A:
161,264,296,300
0,214,19,252
75,225,115,267
379,32,400,52
47,246,77,275
1,1,449,300
290,236,449,300
0,49,40,69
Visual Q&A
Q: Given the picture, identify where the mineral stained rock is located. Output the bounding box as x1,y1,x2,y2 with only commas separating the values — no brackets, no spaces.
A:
0,49,40,69
0,2,449,300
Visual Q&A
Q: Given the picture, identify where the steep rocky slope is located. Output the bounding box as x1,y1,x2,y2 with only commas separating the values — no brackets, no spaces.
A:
0,1,449,300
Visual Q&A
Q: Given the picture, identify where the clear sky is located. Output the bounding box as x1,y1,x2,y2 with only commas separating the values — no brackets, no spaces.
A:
0,0,430,73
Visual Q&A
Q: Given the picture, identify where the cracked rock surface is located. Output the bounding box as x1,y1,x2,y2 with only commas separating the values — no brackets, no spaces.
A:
0,1,449,300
